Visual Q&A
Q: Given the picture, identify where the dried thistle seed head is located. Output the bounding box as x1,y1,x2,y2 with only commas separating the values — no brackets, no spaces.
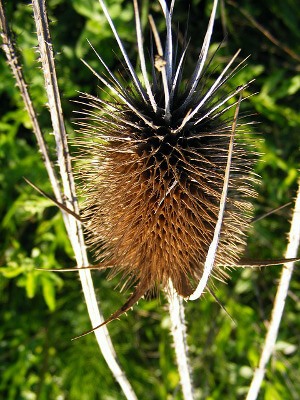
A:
76,0,257,324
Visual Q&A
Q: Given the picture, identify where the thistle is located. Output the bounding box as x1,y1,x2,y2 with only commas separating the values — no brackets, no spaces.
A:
76,0,257,327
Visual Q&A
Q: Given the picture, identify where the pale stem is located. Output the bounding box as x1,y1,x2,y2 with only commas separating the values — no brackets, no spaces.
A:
0,0,61,205
167,281,194,400
246,180,300,400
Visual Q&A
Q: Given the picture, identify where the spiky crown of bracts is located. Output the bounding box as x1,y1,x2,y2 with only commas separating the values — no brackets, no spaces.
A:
76,0,257,321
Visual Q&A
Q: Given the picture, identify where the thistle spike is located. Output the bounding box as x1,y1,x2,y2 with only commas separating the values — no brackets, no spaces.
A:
189,92,242,300
158,0,174,85
183,0,219,107
98,0,147,102
195,80,254,125
80,59,158,128
86,39,124,91
148,14,170,118
133,0,157,112
76,0,258,323
177,49,242,130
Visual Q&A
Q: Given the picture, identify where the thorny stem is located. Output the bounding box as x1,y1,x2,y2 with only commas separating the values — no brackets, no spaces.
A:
0,0,61,205
246,180,300,400
167,281,194,400
0,0,137,398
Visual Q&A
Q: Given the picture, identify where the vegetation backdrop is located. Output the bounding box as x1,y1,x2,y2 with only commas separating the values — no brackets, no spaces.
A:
1,0,299,399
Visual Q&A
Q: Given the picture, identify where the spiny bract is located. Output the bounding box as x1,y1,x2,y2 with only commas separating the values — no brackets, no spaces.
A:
76,0,257,325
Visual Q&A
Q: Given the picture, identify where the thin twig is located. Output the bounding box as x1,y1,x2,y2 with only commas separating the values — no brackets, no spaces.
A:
246,180,300,400
229,1,300,63
167,281,194,400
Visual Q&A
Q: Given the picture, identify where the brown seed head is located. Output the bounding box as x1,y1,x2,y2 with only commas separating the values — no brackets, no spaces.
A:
75,0,258,326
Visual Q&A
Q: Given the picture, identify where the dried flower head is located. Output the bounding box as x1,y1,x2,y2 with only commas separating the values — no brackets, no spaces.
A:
76,0,257,326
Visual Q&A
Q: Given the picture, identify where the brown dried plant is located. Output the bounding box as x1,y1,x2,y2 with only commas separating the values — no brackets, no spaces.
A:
74,0,258,331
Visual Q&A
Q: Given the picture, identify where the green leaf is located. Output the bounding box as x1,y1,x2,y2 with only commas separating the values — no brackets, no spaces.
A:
41,275,57,312
0,265,26,278
25,271,36,298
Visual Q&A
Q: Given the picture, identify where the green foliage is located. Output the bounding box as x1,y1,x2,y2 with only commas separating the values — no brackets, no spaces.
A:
0,0,299,399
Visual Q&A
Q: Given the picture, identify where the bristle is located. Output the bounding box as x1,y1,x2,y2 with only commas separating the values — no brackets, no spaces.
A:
75,0,258,325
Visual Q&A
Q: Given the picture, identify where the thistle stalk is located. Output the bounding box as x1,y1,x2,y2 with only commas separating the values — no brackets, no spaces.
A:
246,180,300,400
167,281,194,400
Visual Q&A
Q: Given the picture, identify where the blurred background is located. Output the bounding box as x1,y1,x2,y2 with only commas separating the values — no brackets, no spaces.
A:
0,0,299,399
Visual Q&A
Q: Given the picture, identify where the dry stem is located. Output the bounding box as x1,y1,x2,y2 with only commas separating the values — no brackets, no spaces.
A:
167,281,194,400
246,180,300,400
